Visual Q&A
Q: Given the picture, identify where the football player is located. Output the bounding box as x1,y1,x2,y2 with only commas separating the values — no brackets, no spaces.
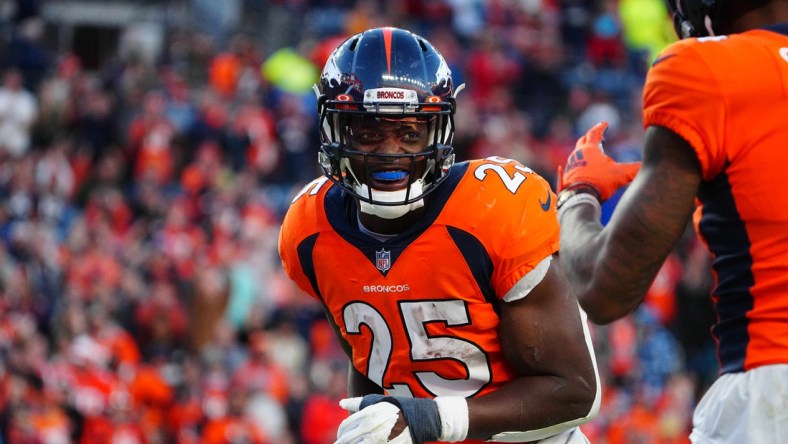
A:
556,0,788,442
279,27,600,444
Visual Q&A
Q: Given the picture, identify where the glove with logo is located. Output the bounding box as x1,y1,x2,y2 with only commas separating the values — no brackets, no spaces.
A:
556,122,640,202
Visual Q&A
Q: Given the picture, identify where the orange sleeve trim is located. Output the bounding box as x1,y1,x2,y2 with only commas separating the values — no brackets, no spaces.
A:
643,109,720,181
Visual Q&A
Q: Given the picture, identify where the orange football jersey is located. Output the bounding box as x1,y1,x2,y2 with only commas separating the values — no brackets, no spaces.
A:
643,24,788,374
279,157,558,443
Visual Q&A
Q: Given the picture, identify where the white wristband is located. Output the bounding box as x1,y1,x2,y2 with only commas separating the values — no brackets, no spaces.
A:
435,397,469,442
557,193,601,221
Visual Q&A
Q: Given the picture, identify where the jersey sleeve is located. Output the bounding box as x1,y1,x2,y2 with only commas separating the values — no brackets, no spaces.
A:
278,180,330,302
487,164,560,299
278,215,319,301
452,157,559,299
643,40,727,180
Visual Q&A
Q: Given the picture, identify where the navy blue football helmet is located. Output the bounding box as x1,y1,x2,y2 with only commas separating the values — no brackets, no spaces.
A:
666,0,724,38
315,27,460,207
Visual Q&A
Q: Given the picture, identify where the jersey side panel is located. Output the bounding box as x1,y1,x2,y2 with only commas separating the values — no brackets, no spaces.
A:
720,30,788,371
279,177,334,301
643,30,788,372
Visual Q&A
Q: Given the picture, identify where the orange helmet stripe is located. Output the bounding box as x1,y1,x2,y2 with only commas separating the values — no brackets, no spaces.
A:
382,28,393,74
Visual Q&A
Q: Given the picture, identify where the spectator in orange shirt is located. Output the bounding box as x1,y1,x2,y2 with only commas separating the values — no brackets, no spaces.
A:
201,389,267,444
125,354,174,442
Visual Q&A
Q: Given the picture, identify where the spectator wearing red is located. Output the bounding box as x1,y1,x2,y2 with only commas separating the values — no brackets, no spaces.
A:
87,302,141,367
230,331,289,405
165,356,204,444
127,90,176,185
134,281,189,357
201,389,268,444
299,362,348,444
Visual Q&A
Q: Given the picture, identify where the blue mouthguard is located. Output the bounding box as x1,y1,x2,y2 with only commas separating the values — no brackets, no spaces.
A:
371,170,408,181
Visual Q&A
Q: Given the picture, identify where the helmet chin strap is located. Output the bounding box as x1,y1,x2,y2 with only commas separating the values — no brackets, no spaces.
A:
355,181,425,219
704,15,715,36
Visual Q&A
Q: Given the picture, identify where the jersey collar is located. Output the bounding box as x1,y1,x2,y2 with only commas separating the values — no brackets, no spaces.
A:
760,23,788,36
325,162,469,247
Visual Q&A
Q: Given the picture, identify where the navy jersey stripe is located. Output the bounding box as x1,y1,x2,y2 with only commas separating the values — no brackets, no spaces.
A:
697,169,754,374
323,162,470,272
446,226,499,317
762,23,788,36
297,233,323,302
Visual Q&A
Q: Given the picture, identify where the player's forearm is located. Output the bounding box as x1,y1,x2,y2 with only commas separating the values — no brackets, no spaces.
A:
459,256,600,441
464,372,600,441
559,201,646,323
560,192,690,325
560,138,702,326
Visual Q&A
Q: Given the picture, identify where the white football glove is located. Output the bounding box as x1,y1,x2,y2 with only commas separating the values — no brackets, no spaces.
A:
339,397,364,413
335,401,413,444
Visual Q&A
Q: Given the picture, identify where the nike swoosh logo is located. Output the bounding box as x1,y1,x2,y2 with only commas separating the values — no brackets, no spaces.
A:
539,193,552,211
651,53,676,67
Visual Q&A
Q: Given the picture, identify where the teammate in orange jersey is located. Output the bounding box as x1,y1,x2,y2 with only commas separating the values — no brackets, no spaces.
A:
556,0,788,442
279,27,600,444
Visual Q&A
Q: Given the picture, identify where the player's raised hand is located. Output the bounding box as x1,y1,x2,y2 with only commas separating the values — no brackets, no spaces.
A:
557,122,640,201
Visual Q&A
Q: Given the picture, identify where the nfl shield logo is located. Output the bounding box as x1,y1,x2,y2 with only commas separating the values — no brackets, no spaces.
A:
376,249,391,272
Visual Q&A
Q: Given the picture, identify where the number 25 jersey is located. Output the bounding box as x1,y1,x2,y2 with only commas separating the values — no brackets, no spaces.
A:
278,157,559,400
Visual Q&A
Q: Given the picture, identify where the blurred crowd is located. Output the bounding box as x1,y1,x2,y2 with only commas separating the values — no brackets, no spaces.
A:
0,0,717,443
